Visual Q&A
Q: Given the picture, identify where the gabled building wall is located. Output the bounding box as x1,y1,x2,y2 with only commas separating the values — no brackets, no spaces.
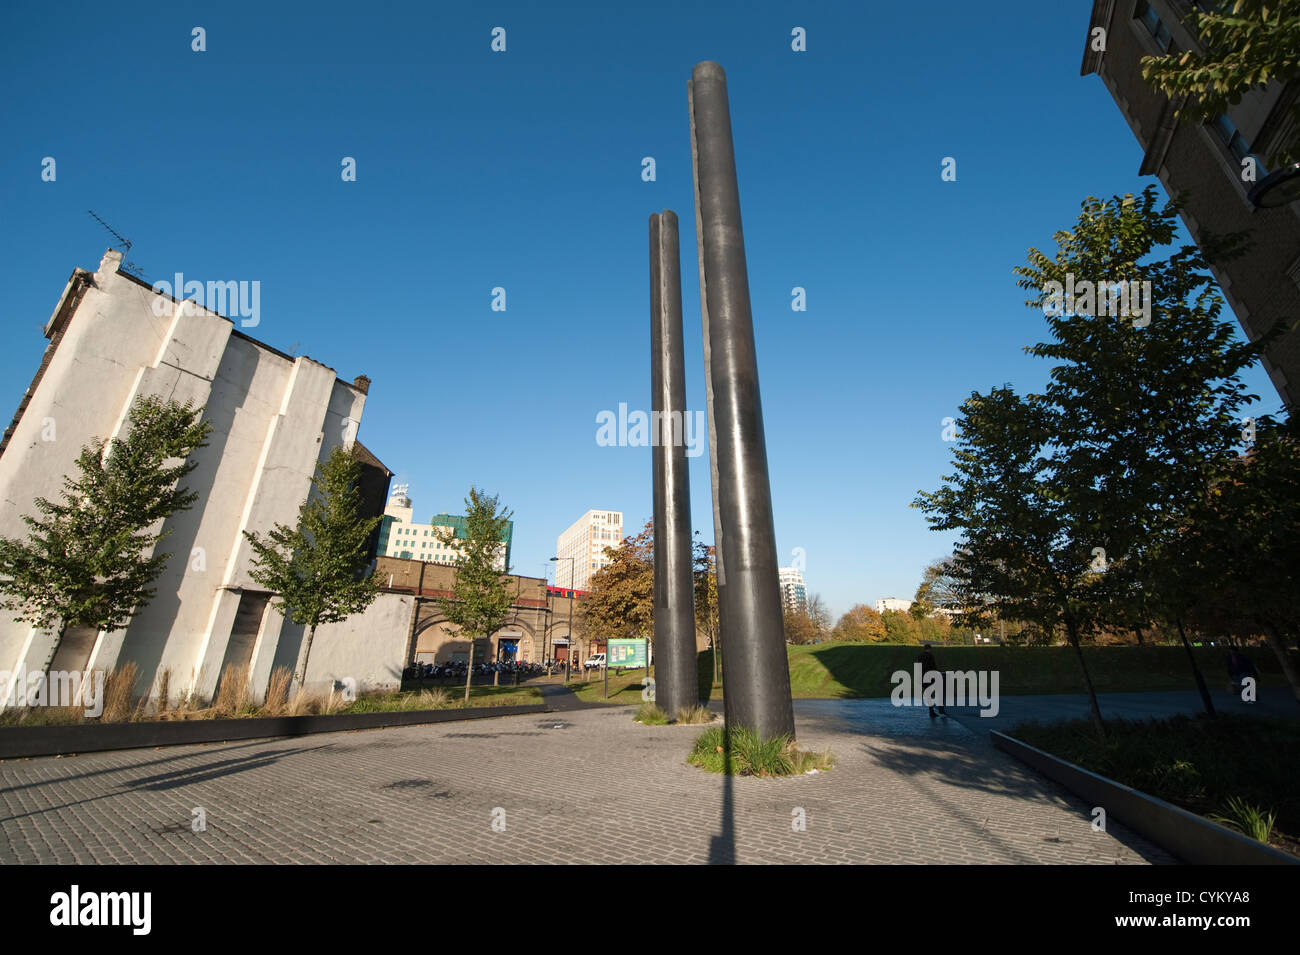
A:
0,250,372,707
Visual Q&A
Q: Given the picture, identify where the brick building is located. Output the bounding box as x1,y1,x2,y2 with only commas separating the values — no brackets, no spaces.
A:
1083,0,1300,409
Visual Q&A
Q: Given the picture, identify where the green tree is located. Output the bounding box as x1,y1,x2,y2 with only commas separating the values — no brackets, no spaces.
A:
0,395,211,671
831,604,887,643
1140,0,1300,167
584,521,654,646
1014,186,1261,717
1187,415,1300,700
912,557,964,619
915,385,1114,737
429,487,515,703
693,537,720,682
882,609,920,644
806,592,831,641
918,189,1269,738
783,604,818,645
244,445,382,691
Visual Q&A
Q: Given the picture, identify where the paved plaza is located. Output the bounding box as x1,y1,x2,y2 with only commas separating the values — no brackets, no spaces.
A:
0,697,1174,864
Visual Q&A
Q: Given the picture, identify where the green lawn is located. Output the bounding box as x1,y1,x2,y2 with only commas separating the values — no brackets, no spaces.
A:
568,652,724,705
786,642,1295,699
569,667,654,704
340,685,542,713
562,643,1292,706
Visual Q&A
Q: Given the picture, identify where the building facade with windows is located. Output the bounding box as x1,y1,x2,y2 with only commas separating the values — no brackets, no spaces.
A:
554,509,623,591
778,567,807,614
1083,0,1300,409
876,597,914,615
376,486,512,571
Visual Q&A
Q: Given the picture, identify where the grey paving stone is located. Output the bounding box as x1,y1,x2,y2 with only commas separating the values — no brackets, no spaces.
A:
0,700,1174,864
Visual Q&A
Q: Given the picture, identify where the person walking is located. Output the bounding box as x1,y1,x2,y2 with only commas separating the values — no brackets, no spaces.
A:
919,643,946,718
1226,647,1259,699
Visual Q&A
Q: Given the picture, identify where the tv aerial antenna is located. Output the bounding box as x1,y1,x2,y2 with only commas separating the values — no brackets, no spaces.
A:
87,210,144,278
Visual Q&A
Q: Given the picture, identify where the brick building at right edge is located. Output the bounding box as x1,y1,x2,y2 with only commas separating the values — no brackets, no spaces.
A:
1082,0,1300,410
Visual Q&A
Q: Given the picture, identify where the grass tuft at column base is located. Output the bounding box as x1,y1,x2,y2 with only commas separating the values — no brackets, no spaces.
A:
687,725,835,776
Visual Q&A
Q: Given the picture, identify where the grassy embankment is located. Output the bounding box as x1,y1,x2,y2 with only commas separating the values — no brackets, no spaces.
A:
568,642,1294,704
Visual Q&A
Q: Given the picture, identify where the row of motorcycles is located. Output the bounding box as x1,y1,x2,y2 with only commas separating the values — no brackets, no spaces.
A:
402,661,548,681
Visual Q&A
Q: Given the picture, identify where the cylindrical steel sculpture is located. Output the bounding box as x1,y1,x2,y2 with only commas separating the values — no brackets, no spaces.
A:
688,61,795,740
650,210,698,718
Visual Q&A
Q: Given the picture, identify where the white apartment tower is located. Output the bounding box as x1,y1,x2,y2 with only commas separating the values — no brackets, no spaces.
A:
778,567,807,614
555,509,623,590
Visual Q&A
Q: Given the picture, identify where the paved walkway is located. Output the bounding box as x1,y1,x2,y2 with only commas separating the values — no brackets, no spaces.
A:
0,699,1173,864
534,679,591,711
937,688,1300,735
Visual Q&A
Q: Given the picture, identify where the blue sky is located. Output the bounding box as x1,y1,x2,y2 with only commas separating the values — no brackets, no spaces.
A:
0,1,1280,622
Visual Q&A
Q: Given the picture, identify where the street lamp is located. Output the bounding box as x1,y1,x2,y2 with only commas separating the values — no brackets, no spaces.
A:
551,556,576,682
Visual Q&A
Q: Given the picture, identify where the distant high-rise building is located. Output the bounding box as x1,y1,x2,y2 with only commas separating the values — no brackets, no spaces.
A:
378,485,512,571
778,567,807,614
876,597,913,615
555,510,623,590
1083,0,1300,409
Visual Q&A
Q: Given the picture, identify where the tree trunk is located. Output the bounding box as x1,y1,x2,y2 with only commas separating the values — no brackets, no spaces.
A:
1262,624,1300,704
294,624,318,690
1064,615,1106,741
1134,626,1145,646
464,638,474,705
1176,616,1216,717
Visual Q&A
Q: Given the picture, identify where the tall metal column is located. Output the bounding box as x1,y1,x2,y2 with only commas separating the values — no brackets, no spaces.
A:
650,210,698,718
688,61,795,740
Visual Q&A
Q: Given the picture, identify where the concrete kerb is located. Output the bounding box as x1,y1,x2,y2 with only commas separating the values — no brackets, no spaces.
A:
991,730,1297,865
0,704,552,760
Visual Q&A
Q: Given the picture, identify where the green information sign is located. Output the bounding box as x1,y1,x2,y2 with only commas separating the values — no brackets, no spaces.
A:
607,638,648,668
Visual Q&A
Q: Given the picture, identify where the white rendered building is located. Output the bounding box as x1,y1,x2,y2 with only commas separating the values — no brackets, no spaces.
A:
0,250,377,706
875,597,914,614
377,486,510,571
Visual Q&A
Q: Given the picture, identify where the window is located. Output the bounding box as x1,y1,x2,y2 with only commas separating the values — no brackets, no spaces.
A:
1136,1,1173,52
1212,114,1269,177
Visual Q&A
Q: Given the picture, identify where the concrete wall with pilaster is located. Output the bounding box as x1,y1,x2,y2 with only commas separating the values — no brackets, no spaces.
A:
0,250,371,709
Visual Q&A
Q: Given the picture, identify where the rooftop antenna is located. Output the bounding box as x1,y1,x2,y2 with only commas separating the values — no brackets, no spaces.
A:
87,210,144,278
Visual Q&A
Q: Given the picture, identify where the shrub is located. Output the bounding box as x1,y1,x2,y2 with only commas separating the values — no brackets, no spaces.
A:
212,665,252,717
636,703,670,725
675,705,715,725
263,667,293,716
101,663,139,722
688,725,834,777
1211,796,1276,843
154,668,173,717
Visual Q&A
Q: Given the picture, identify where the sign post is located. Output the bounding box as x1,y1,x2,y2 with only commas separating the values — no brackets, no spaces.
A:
607,638,649,703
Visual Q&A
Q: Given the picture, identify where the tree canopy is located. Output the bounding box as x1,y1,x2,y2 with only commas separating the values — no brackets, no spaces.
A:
244,444,382,686
1140,0,1300,167
0,395,210,637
